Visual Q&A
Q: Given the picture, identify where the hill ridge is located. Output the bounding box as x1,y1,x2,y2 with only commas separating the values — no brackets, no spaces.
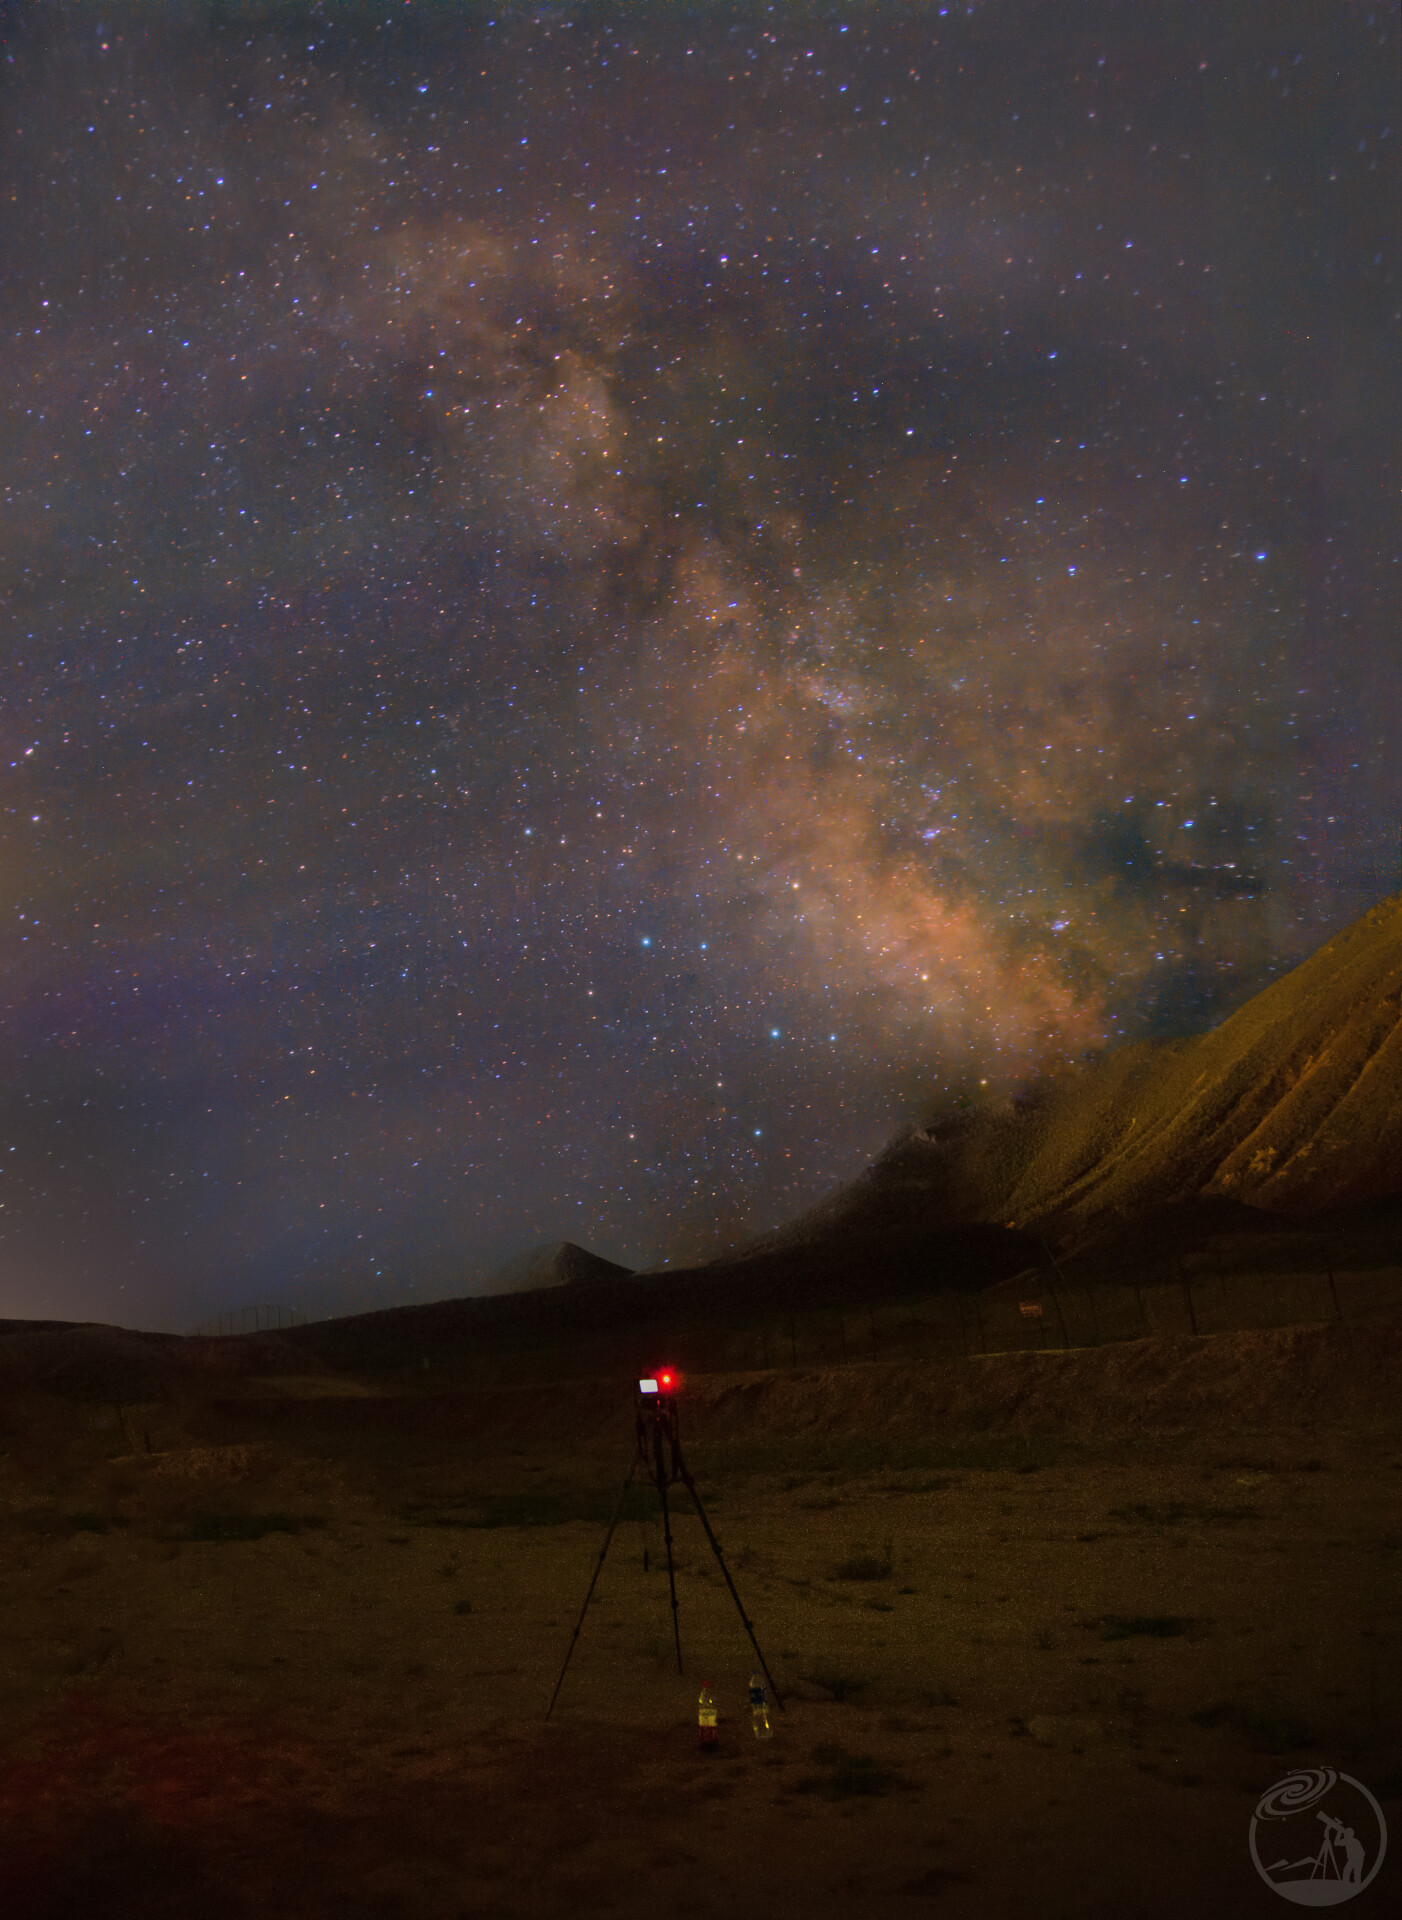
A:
709,893,1402,1269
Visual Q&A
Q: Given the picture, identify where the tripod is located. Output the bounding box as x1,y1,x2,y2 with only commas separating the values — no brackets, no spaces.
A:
547,1374,784,1719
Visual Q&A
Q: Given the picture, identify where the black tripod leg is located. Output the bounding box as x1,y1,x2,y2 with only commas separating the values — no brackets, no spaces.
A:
675,1458,785,1711
546,1457,637,1719
657,1476,683,1674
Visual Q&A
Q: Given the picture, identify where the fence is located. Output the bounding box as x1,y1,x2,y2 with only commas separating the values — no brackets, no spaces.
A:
451,1262,1402,1388
187,1303,308,1338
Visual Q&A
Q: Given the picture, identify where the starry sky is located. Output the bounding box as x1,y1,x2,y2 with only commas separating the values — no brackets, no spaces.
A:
1,3,1397,1331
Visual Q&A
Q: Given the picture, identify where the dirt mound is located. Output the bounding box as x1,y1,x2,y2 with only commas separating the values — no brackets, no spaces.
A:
0,1324,183,1402
679,1323,1402,1441
174,1334,334,1380
0,1323,341,1404
212,1322,1402,1451
121,1444,276,1481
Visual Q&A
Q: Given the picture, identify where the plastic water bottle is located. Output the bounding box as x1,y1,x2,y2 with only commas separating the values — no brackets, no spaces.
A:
748,1670,772,1739
698,1683,718,1750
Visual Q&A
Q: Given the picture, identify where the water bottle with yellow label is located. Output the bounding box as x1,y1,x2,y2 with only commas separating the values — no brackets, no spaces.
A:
698,1682,718,1750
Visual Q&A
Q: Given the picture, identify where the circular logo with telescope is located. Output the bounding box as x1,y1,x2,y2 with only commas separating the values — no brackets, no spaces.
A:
1249,1768,1387,1904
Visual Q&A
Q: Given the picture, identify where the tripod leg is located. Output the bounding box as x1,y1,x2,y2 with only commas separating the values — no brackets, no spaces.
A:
545,1457,637,1719
657,1477,683,1673
675,1457,785,1711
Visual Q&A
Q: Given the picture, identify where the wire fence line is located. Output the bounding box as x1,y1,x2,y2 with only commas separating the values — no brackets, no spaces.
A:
469,1263,1402,1387
186,1303,308,1338
180,1266,1402,1384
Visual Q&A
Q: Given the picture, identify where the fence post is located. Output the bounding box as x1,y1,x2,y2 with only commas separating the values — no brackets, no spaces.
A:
1083,1286,1101,1346
1177,1258,1199,1336
1324,1236,1343,1323
1049,1290,1071,1349
1039,1236,1075,1339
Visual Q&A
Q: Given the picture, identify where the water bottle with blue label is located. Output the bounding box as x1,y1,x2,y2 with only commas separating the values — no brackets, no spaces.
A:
748,1670,772,1739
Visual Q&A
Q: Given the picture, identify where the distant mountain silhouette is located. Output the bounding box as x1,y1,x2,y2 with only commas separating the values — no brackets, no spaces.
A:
716,893,1402,1265
479,1240,634,1296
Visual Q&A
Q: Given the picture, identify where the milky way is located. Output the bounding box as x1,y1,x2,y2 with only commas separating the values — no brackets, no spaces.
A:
1,5,1397,1327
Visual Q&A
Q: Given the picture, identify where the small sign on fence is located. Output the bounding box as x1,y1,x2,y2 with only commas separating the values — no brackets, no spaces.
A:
1019,1300,1044,1319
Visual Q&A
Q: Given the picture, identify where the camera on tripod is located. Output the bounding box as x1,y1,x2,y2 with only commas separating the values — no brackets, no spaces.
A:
548,1363,783,1722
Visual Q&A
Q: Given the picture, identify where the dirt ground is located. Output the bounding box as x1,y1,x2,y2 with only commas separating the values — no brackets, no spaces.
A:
0,1325,1399,1918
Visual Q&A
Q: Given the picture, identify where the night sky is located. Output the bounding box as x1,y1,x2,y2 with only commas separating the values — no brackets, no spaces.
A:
2,4,1397,1331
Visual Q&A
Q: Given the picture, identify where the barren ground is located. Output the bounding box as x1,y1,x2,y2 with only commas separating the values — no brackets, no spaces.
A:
1,1324,1399,1918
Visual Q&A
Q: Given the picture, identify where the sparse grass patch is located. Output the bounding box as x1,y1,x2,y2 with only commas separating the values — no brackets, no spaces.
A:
688,1434,1067,1488
793,1744,918,1800
1187,1702,1232,1728
879,1473,956,1494
1188,1697,1316,1751
830,1539,893,1581
183,1511,325,1542
12,1507,131,1537
400,1486,660,1530
1108,1503,1257,1527
1246,1703,1317,1751
1096,1614,1198,1641
901,1870,968,1896
802,1669,871,1702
